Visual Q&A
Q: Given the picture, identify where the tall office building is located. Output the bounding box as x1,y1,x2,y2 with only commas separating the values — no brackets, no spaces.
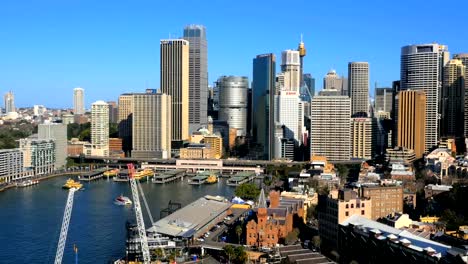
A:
374,87,393,113
281,50,301,92
351,117,374,160
303,73,315,99
401,44,449,151
131,93,171,159
310,90,351,161
453,54,468,138
38,123,67,169
118,94,133,154
252,53,276,160
183,25,208,133
160,39,189,146
217,76,248,137
397,90,426,159
275,91,301,145
73,87,85,115
348,62,369,117
323,70,344,93
107,101,119,123
4,91,15,113
391,81,402,148
441,59,465,139
91,101,109,156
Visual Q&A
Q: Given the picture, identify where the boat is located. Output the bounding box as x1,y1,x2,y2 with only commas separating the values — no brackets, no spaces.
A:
104,169,119,177
62,179,83,190
206,174,218,184
16,179,39,187
115,195,132,205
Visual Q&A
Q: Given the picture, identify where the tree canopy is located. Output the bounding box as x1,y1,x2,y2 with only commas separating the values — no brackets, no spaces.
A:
235,183,260,200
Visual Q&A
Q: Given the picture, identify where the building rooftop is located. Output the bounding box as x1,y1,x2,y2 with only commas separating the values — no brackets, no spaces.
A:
341,215,451,257
149,195,230,238
425,184,453,192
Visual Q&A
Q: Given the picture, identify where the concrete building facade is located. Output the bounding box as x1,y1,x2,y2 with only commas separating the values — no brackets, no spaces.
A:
453,54,468,138
323,70,344,94
374,87,393,113
4,91,15,113
183,25,208,133
351,117,374,160
38,123,67,169
397,90,426,159
348,62,369,116
359,185,404,220
280,50,301,92
118,94,133,154
0,149,28,183
131,93,171,159
276,90,301,145
441,59,465,139
91,101,109,157
73,87,85,115
160,39,189,145
19,138,56,176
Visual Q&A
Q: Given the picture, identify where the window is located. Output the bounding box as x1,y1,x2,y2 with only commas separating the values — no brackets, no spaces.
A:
345,204,349,209
345,212,349,217
362,203,365,207
361,210,365,215
351,204,354,208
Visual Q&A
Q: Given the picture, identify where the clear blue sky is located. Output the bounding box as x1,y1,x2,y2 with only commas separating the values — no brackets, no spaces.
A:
1,0,467,108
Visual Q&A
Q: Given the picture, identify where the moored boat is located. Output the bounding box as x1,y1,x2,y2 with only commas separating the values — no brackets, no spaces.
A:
62,179,83,190
16,179,39,187
114,195,132,205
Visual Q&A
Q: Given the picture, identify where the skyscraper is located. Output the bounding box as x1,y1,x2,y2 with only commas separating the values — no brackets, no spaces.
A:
281,50,301,92
118,94,133,154
38,123,67,169
275,90,301,145
401,44,449,151
351,117,374,160
397,90,426,159
323,70,344,93
4,91,15,113
183,25,208,133
160,39,189,146
252,53,276,160
91,101,109,156
453,54,468,138
374,87,393,113
132,93,171,159
217,76,248,137
441,59,465,140
348,62,369,117
303,73,315,99
107,101,118,124
73,87,85,115
310,90,351,161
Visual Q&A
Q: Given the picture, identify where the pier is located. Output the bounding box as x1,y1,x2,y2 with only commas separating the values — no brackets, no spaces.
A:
152,169,186,184
78,169,107,181
226,171,257,186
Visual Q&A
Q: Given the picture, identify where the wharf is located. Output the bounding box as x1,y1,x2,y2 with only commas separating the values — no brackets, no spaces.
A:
78,169,107,181
226,171,257,186
152,169,186,183
188,174,208,185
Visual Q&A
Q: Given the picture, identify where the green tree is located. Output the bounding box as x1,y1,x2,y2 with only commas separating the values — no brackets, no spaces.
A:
233,246,247,264
285,228,300,245
109,123,119,137
235,183,260,200
153,248,164,260
235,225,243,243
223,245,235,264
312,235,321,249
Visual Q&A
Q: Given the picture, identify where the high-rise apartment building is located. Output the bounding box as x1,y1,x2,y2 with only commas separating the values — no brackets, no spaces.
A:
183,25,208,133
401,44,449,151
4,91,15,113
252,53,276,160
374,87,393,113
397,90,426,159
453,54,468,138
441,59,465,139
281,50,301,92
73,87,85,115
131,93,171,159
217,76,248,137
351,117,374,160
310,91,351,161
118,94,133,154
91,101,109,156
160,39,189,145
323,70,344,94
19,138,56,175
38,123,67,169
348,62,369,116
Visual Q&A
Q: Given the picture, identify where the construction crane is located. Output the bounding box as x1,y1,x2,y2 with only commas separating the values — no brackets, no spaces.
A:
54,188,77,264
127,163,151,264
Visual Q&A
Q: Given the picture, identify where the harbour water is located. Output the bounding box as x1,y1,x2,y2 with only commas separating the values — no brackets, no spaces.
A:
0,176,235,263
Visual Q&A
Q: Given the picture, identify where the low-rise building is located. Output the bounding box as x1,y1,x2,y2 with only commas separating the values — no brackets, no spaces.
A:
424,184,453,199
0,149,32,183
390,163,415,181
386,147,416,165
360,184,403,220
179,144,215,159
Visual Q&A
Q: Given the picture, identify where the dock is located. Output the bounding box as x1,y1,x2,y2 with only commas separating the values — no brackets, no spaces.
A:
78,169,107,181
113,169,130,182
188,171,218,185
226,171,257,186
152,169,186,184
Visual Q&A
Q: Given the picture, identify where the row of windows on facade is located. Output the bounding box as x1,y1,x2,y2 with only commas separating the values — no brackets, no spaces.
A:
345,210,366,217
249,233,275,239
345,203,366,209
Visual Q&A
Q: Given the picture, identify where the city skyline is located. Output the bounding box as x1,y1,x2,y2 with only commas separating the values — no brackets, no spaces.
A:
1,0,467,108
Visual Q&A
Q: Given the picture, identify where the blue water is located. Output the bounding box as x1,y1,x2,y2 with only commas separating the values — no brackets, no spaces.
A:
0,176,235,263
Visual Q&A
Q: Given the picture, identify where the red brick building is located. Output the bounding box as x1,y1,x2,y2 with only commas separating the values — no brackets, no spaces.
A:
246,190,304,247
